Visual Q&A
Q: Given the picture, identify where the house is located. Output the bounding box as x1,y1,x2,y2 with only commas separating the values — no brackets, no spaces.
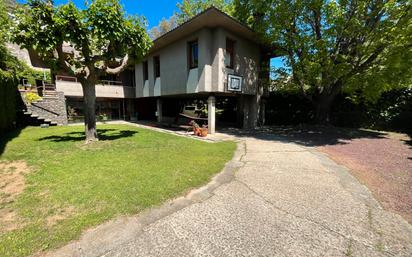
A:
11,7,275,132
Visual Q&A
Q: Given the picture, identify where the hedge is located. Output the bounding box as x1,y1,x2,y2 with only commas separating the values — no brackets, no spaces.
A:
0,74,18,133
265,88,412,132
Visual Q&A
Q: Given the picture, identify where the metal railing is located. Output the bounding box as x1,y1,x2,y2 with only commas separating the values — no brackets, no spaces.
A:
55,75,123,86
99,80,123,86
56,75,77,82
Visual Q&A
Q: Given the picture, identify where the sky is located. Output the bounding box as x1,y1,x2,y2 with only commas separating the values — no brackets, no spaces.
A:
17,0,179,28
16,0,286,70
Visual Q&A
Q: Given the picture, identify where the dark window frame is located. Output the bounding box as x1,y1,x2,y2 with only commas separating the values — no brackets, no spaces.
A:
143,60,148,81
188,40,199,69
153,56,160,78
226,38,235,69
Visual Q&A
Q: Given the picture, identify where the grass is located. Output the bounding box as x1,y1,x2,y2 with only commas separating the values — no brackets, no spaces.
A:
0,124,236,257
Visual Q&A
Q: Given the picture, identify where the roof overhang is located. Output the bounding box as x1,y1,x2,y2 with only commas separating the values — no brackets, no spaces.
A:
150,7,266,54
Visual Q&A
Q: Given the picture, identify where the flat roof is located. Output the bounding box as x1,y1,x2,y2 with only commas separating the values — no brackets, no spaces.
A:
150,7,265,53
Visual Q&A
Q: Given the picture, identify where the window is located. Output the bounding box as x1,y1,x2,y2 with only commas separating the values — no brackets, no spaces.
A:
225,38,235,69
143,61,148,81
188,40,198,69
153,56,160,78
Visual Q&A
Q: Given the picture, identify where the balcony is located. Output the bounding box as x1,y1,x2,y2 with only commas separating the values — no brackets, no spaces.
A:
55,75,135,99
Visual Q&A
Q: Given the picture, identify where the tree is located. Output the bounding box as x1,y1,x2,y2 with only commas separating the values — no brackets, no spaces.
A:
149,15,178,39
0,0,15,74
3,0,17,11
12,0,151,142
235,0,412,123
176,0,233,24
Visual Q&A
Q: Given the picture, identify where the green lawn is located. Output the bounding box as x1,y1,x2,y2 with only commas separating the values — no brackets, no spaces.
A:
0,124,236,257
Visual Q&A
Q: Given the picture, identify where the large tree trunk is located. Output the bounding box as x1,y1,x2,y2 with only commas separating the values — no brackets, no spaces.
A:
81,80,98,143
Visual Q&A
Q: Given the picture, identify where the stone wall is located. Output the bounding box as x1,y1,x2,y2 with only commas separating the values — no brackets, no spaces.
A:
28,91,68,125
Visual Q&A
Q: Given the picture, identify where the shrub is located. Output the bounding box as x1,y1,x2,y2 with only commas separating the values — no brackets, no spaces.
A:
0,75,18,133
23,92,42,105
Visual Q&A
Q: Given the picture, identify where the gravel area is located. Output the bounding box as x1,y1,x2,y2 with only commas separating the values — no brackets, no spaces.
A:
270,126,412,224
318,132,412,224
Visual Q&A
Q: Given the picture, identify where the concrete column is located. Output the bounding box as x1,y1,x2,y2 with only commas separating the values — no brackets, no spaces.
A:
156,98,163,123
208,96,216,134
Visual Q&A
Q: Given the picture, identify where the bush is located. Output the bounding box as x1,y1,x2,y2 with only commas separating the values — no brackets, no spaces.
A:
23,91,42,105
0,74,18,133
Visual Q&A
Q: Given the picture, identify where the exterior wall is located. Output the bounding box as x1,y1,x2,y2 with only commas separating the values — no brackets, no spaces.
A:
56,81,136,98
6,43,49,72
219,28,261,95
135,27,261,98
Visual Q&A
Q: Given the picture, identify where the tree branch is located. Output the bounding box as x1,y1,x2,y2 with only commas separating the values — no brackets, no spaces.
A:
56,42,75,75
103,54,130,74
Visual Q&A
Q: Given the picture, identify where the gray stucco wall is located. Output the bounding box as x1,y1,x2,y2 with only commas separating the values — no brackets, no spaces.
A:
135,26,261,98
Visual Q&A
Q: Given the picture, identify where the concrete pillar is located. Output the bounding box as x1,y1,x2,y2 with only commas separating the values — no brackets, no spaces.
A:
156,98,163,123
208,96,216,134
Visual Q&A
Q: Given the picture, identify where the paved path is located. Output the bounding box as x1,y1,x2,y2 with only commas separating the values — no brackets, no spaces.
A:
46,133,412,257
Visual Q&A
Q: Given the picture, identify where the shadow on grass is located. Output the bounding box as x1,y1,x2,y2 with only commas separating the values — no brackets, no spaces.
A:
0,128,23,156
220,125,388,147
38,129,138,142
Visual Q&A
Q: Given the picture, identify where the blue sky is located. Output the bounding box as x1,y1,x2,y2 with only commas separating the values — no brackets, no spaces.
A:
17,0,285,70
17,0,179,28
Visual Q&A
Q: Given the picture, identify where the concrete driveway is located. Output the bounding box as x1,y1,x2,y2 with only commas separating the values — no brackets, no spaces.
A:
46,133,412,257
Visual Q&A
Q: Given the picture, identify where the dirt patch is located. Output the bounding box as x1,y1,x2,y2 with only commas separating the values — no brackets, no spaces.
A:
0,161,30,204
0,160,31,232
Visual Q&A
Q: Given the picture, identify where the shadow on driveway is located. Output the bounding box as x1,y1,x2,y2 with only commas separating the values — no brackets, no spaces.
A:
220,125,388,147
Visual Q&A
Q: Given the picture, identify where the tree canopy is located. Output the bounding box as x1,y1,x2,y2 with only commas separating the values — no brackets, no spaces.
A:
149,14,178,39
148,0,233,40
234,0,412,122
176,0,233,23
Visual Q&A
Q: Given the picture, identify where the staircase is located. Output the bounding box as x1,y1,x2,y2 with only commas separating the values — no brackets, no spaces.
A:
19,82,68,126
23,107,59,126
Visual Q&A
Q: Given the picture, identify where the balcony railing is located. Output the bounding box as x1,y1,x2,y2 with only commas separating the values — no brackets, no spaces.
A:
56,75,77,82
99,80,123,86
55,75,123,86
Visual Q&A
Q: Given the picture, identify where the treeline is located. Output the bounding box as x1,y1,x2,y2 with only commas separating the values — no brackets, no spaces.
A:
265,88,412,132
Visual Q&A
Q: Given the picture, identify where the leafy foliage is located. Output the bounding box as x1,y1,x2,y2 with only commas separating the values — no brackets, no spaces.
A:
23,91,42,105
149,14,178,39
176,0,233,24
235,0,412,122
